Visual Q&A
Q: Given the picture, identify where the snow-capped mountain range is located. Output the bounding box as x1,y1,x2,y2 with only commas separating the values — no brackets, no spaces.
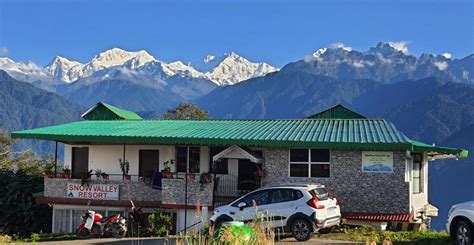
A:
293,42,473,84
1,48,279,87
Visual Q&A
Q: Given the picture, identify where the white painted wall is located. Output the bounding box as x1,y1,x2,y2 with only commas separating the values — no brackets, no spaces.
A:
64,144,211,181
176,208,212,233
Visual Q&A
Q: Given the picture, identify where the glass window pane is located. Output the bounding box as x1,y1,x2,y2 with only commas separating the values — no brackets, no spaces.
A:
176,147,188,172
236,190,270,206
413,178,420,193
290,164,308,177
310,164,330,177
311,149,330,162
413,162,420,178
271,189,295,203
189,147,200,173
54,209,71,233
290,149,308,162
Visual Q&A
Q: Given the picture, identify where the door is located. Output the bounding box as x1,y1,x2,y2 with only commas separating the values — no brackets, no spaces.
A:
72,147,89,179
139,150,160,178
238,159,259,192
266,189,302,229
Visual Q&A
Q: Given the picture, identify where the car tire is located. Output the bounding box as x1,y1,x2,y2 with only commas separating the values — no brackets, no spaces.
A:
318,226,335,234
454,220,472,245
291,219,313,241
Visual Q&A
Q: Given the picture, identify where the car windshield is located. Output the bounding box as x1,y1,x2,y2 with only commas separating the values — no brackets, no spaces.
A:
310,187,329,200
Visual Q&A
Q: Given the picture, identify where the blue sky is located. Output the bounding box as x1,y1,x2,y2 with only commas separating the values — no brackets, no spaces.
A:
0,0,472,67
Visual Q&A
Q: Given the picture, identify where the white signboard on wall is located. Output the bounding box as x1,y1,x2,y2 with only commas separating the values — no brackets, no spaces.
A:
362,151,393,173
67,183,119,200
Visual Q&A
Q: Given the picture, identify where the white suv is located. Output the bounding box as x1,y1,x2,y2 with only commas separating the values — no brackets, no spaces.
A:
447,201,474,245
210,184,341,241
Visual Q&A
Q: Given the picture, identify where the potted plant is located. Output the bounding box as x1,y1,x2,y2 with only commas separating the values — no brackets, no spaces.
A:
161,160,174,179
44,162,55,178
62,167,71,179
94,169,102,180
199,172,212,184
119,158,131,180
101,172,109,180
187,167,197,180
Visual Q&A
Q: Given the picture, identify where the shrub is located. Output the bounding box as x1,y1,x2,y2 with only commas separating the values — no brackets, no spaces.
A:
148,209,173,236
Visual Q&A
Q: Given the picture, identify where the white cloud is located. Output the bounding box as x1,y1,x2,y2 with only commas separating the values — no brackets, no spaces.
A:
0,47,8,56
388,41,409,54
442,52,452,59
330,42,352,51
434,61,448,71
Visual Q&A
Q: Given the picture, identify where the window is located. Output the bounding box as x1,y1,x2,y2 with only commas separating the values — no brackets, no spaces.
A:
233,190,271,207
209,147,228,174
270,189,302,203
289,149,330,178
176,146,200,173
412,154,423,194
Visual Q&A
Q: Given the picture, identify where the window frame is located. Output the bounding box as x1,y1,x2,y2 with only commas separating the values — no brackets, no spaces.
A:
412,153,423,194
289,148,331,178
176,146,201,173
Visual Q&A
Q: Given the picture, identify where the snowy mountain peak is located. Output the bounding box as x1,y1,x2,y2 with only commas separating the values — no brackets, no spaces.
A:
91,48,156,68
0,57,15,65
45,56,84,83
312,48,328,58
205,52,279,86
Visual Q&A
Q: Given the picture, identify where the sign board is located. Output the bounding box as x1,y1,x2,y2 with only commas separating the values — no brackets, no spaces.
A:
362,151,393,173
67,183,119,200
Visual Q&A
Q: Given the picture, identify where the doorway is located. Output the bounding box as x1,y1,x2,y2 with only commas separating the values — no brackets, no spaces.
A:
238,159,259,192
139,150,160,178
72,147,89,179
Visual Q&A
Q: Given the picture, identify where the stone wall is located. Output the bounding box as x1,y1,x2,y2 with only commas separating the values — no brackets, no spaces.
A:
44,178,161,202
161,178,213,207
263,148,410,214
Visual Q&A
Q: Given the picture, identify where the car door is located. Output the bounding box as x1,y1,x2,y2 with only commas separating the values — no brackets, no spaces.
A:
230,189,271,223
266,189,302,229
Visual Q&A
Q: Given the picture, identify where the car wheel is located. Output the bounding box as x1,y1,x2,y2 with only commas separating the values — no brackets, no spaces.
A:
455,220,472,245
291,219,313,241
319,226,335,234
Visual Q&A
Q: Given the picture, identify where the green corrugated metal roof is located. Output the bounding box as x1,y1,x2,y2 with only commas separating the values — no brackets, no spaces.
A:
82,102,142,120
411,140,469,158
306,104,367,119
11,119,468,157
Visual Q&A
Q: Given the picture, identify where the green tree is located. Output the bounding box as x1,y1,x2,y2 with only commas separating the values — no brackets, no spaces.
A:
0,128,53,236
162,103,209,120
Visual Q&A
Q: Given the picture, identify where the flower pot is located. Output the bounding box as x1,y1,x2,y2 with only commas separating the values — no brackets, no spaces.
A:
63,173,71,179
187,174,196,180
101,174,109,180
123,175,131,181
258,169,265,177
162,171,173,179
45,172,55,178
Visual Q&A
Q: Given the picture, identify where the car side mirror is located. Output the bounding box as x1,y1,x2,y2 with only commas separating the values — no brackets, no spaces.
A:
237,202,247,210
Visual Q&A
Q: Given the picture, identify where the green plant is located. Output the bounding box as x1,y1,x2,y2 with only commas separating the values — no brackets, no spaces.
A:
94,169,102,179
119,158,130,175
62,166,71,174
148,208,172,236
162,159,174,172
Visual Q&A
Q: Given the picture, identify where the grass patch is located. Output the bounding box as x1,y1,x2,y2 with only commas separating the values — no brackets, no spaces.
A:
318,226,453,245
24,233,79,243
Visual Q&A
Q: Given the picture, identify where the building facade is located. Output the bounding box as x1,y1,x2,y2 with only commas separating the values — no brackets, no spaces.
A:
12,103,468,233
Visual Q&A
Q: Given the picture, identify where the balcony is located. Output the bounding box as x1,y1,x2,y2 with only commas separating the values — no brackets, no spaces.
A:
161,176,214,207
